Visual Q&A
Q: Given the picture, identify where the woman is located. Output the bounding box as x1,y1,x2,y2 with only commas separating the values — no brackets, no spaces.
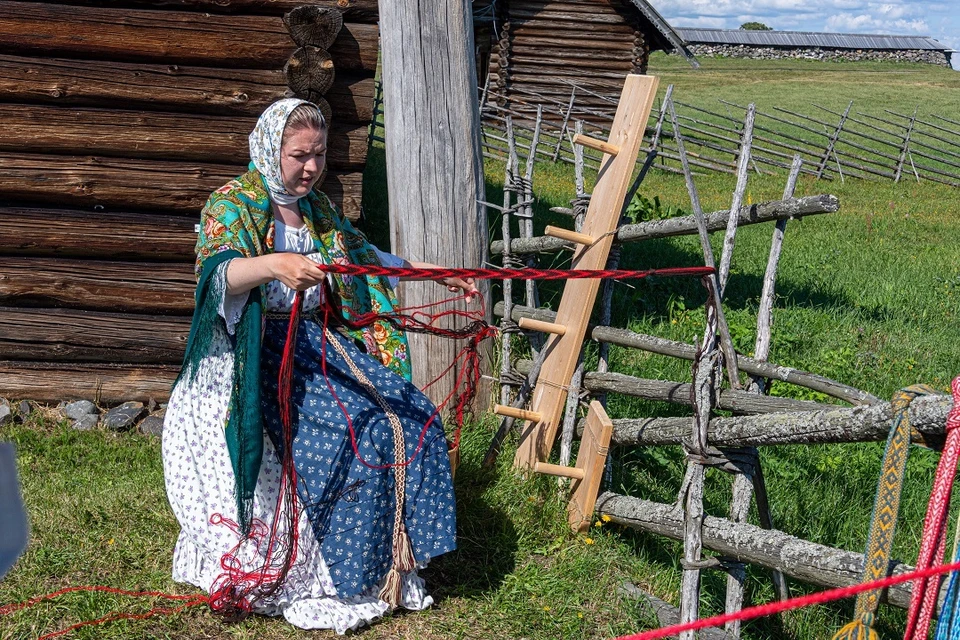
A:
163,98,476,633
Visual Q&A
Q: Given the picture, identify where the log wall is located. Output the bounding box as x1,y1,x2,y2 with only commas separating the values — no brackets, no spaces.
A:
487,0,652,123
0,0,379,403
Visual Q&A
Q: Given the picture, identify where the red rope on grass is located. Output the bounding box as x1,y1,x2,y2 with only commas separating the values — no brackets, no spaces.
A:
615,559,960,640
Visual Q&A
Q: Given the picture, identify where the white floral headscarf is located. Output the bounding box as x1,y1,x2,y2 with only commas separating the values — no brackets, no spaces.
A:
249,98,312,205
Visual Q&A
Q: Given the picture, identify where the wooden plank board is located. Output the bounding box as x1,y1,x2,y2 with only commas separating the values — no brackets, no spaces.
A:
0,207,196,261
0,55,376,121
568,400,613,532
0,361,179,403
0,1,378,71
0,307,190,364
0,104,369,168
0,257,196,314
514,74,658,468
0,152,364,218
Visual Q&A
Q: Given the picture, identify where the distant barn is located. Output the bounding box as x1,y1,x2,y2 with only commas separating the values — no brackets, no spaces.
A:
676,28,953,67
476,0,696,119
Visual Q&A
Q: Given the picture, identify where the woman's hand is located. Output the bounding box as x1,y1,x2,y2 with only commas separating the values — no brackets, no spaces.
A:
225,253,327,295
441,276,479,300
269,253,329,291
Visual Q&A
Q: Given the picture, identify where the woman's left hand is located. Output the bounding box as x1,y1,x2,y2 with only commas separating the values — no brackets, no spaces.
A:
441,276,479,301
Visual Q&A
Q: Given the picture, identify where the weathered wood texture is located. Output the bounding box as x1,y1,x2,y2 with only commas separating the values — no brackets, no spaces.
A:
0,153,363,217
606,393,954,448
0,55,376,121
597,492,934,612
498,303,877,406
0,105,368,168
0,208,196,261
380,0,487,404
27,0,379,21
0,308,190,364
0,258,195,314
0,1,377,71
514,359,830,414
0,361,179,403
490,194,840,255
514,75,658,468
619,582,735,640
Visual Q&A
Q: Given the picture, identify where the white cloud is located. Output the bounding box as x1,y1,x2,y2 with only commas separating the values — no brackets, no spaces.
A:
824,12,928,33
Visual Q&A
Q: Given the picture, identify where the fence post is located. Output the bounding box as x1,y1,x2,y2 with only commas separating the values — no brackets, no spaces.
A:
817,100,852,179
894,105,919,183
552,85,577,163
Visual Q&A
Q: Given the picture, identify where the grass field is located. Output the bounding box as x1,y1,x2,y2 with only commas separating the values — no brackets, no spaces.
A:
2,56,959,639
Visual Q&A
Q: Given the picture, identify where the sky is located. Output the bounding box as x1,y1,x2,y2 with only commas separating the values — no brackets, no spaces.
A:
657,0,959,69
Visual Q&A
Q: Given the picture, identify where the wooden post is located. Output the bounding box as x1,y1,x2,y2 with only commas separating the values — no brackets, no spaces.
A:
817,101,851,179
513,74,659,469
552,85,577,162
717,104,755,296
567,401,613,532
522,104,543,353
379,0,487,404
894,106,919,183
499,116,518,406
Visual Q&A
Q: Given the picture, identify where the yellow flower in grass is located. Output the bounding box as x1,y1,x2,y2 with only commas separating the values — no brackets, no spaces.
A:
584,537,595,545
601,514,611,522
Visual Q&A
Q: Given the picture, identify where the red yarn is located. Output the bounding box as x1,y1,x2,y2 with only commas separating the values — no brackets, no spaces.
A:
616,559,960,640
207,292,305,621
316,263,715,282
903,376,960,639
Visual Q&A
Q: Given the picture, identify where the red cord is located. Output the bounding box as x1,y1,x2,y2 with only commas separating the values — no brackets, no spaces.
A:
615,559,960,640
316,263,715,282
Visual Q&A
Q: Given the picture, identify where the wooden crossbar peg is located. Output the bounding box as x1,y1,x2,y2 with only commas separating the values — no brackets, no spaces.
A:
568,401,614,533
544,225,596,246
493,404,542,423
518,317,566,336
534,461,586,480
572,133,620,157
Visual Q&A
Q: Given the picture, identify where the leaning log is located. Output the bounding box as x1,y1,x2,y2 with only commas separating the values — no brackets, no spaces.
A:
0,208,195,261
37,0,379,22
0,55,375,121
0,153,364,218
0,258,195,314
0,361,179,404
0,1,378,71
607,393,953,449
597,492,933,612
490,194,840,256
0,105,369,168
514,359,830,414
0,308,190,364
497,303,879,406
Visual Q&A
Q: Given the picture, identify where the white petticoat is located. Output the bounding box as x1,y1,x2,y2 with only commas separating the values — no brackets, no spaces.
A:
162,267,433,634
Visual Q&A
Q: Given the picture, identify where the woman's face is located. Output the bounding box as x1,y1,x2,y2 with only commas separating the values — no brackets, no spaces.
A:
280,126,327,198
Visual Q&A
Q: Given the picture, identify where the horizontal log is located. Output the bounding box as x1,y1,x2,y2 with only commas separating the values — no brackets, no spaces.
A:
0,207,196,261
597,492,930,612
0,104,369,168
0,361,179,403
508,1,623,16
0,152,363,218
514,359,830,414
0,54,375,121
508,56,635,72
509,37,635,53
0,1,377,71
510,11,635,28
508,65,631,80
490,195,840,256
0,257,195,314
0,308,190,364
498,303,878,406
606,393,953,449
32,0,378,22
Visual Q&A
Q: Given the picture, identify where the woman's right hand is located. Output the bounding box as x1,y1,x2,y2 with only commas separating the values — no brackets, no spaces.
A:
268,253,328,291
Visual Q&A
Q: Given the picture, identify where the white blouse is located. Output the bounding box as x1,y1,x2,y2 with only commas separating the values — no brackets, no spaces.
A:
220,220,403,333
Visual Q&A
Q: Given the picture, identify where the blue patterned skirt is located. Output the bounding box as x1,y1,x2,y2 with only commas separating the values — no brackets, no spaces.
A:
259,316,456,598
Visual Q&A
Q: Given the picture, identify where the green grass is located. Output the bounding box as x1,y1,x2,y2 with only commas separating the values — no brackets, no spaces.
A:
3,57,960,639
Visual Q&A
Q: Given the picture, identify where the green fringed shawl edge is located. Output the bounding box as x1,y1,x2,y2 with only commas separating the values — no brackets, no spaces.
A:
175,250,263,534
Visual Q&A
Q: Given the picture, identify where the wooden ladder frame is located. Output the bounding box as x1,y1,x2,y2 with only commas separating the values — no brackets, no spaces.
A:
493,74,659,471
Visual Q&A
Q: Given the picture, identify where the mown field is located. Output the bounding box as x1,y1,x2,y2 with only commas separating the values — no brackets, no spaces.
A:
2,55,959,640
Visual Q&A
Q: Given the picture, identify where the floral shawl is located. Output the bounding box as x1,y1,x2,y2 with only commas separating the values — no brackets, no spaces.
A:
180,166,410,529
